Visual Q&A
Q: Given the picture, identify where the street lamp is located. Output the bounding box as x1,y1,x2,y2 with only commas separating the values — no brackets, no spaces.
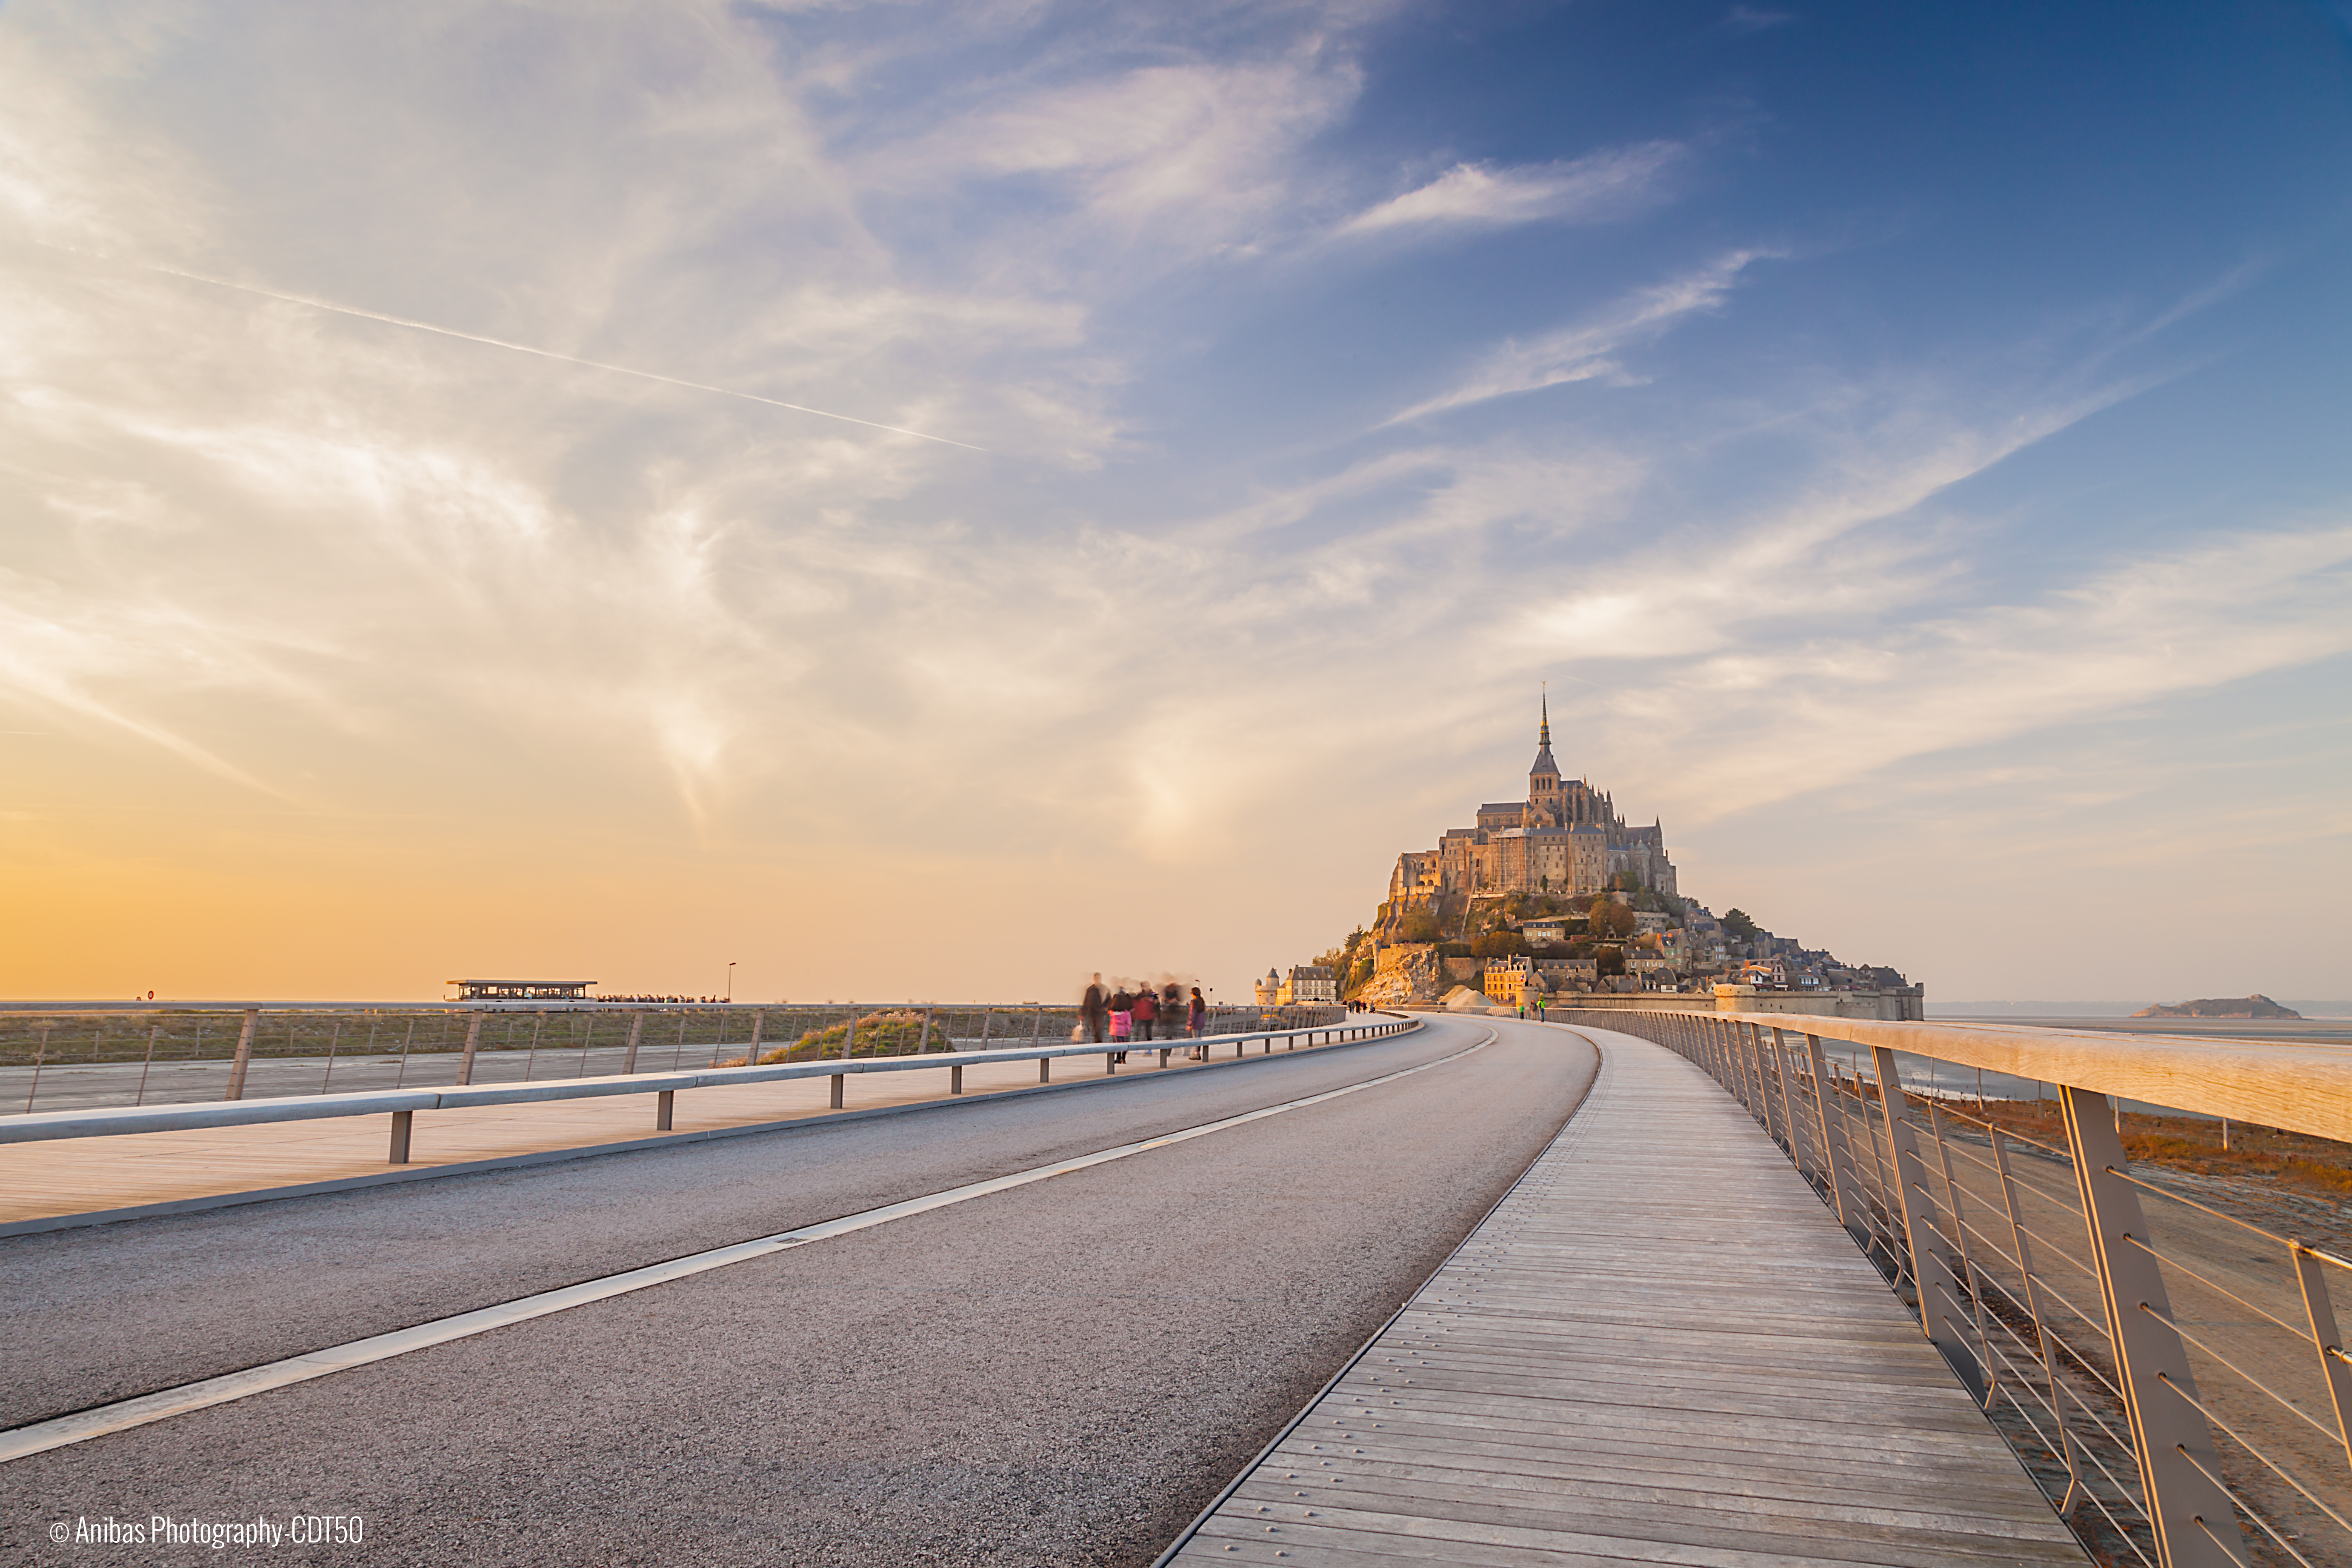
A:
726,961,736,1004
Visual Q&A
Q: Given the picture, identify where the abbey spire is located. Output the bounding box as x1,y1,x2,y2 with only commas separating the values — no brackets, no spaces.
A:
1528,687,1563,824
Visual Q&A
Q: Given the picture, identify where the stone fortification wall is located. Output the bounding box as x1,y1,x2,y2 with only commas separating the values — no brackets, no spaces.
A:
1544,986,1925,1022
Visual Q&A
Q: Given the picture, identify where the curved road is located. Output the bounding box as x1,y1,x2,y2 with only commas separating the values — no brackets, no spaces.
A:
3,1017,1596,1567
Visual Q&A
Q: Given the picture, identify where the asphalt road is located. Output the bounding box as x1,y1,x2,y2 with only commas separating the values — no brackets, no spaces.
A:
2,1016,1597,1567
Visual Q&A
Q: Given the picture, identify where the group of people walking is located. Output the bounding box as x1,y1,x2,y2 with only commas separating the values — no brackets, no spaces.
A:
1079,974,1208,1063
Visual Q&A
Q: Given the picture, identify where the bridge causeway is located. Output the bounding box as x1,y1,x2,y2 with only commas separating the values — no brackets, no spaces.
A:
1166,1026,2087,1566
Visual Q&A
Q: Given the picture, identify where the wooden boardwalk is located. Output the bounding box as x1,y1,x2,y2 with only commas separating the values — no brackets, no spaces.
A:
1169,1028,2089,1566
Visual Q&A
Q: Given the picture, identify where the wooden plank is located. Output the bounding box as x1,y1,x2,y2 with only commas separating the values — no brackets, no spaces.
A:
1169,1031,2089,1567
1237,1443,2079,1521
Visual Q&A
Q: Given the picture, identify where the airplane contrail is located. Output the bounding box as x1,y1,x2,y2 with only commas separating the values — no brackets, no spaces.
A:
50,243,988,452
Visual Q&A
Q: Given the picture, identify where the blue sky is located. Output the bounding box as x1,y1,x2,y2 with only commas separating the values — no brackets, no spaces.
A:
0,0,2347,1004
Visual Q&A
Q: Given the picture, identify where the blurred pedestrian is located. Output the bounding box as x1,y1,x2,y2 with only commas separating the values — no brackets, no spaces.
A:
1082,974,1107,1044
1132,985,1157,1043
1188,985,1207,1054
1109,985,1133,1062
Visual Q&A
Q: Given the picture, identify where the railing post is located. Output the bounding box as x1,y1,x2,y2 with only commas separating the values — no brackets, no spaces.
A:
1926,1102,1998,1408
2060,1084,2244,1567
457,1011,484,1085
829,1073,844,1109
951,1063,964,1095
224,1009,259,1101
1039,1054,1050,1083
922,1005,936,1054
1991,1126,2083,1513
846,1005,858,1058
2290,1243,2352,1477
1736,1021,1762,1119
1872,1047,1983,1397
979,1007,994,1048
656,1089,674,1131
388,1109,412,1163
1770,1027,1802,1169
623,1012,644,1074
1805,1034,1865,1242
1747,1023,1778,1141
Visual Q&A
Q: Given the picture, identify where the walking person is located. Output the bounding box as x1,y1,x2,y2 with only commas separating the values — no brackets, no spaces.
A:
1082,974,1107,1045
1188,985,1207,1057
1108,985,1133,1063
1132,984,1157,1043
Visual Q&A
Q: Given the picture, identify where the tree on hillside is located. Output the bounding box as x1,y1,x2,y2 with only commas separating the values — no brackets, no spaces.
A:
1394,909,1443,944
1721,908,1761,943
1588,900,1637,941
1595,945,1627,977
1471,930,1530,959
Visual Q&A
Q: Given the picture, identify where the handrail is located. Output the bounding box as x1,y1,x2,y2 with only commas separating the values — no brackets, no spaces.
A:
1711,1008,2352,1141
0,1016,1418,1145
1568,1004,2352,1568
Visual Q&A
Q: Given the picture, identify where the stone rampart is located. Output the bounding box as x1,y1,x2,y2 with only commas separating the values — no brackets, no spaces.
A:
1544,986,1924,1022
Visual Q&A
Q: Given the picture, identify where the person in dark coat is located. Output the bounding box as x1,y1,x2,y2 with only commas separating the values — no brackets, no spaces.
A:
1082,974,1107,1044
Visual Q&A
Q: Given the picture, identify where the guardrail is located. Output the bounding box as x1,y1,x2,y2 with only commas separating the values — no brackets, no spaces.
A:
1574,1008,2352,1568
0,1000,1352,1116
0,1015,1418,1167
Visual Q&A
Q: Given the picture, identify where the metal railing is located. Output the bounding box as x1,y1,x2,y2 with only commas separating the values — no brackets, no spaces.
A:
1575,1008,2352,1568
0,1001,1351,1116
0,1012,1416,1167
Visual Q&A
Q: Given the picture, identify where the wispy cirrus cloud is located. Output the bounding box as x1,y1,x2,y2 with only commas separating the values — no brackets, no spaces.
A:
1382,248,1779,425
1718,6,1797,35
1336,141,1686,238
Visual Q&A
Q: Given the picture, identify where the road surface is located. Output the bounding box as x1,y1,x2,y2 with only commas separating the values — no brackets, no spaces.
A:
3,1016,1596,1567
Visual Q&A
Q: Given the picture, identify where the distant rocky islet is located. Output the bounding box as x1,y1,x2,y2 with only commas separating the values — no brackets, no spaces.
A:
2132,994,2302,1020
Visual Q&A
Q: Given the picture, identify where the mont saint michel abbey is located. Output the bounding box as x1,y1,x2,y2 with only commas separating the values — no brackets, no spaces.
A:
1388,700,1678,908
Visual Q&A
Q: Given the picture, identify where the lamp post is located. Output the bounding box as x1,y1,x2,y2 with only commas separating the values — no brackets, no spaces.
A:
726,962,736,1004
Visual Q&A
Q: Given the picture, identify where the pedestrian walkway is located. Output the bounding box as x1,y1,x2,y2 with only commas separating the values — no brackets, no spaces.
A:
1168,1027,2088,1566
0,1043,1254,1234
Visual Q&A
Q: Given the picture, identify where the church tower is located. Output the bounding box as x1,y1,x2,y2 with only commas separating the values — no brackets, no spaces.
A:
1527,691,1563,827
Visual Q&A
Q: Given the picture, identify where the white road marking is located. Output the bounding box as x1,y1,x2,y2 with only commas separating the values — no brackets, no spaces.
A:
1,1029,1491,1462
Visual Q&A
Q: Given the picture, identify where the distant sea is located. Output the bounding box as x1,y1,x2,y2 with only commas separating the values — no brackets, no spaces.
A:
1932,999,2352,1020
1853,1005,2352,1117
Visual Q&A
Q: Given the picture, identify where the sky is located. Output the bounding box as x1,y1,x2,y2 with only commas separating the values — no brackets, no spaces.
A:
2,0,2349,1007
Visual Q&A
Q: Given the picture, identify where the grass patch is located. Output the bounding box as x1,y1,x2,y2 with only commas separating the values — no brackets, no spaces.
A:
1940,1095,2352,1200
756,1010,949,1063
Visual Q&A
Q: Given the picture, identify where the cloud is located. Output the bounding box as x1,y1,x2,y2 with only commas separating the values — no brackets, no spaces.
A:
1718,7,1796,35
1336,141,1685,237
0,0,2344,1005
1383,249,1778,424
857,54,1361,267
